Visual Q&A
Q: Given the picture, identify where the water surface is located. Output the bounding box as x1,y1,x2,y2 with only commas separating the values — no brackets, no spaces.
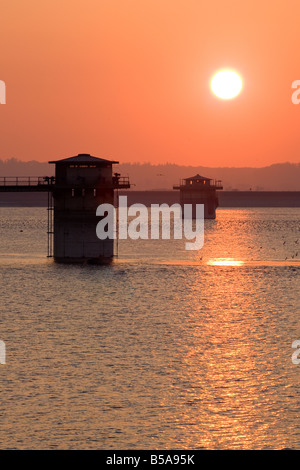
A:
0,208,299,449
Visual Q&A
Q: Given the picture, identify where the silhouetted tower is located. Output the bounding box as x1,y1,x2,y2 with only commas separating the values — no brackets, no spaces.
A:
49,153,130,263
173,174,223,219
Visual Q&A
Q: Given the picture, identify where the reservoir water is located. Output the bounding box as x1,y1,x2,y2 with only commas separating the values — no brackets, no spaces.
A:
0,207,299,449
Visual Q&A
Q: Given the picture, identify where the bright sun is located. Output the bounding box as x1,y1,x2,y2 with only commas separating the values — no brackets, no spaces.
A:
211,70,242,99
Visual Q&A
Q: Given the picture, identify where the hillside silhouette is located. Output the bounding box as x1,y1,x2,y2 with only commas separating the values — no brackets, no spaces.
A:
0,158,299,191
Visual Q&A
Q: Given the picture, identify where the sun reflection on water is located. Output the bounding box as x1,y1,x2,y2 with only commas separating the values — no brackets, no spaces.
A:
206,258,245,267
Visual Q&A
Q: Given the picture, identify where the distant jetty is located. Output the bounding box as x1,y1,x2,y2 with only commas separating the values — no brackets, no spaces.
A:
118,191,300,208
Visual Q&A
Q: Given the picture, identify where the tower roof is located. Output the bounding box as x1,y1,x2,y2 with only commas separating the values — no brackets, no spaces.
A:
49,153,119,164
184,174,212,181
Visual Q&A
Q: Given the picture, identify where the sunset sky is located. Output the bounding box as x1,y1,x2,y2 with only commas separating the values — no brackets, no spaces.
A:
1,0,300,167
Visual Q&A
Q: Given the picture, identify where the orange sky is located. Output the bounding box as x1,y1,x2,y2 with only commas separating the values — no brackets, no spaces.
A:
1,0,300,167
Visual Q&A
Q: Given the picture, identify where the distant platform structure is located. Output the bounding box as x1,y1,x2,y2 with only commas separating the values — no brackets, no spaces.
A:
0,153,130,264
173,174,223,219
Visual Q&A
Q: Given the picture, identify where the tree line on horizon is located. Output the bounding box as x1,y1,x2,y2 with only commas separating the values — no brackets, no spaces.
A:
0,158,299,191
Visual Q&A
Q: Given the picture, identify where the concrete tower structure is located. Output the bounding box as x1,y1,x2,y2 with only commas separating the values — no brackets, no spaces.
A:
173,174,223,219
49,153,130,263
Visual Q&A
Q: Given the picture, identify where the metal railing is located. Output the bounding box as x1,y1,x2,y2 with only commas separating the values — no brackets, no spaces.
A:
174,178,223,189
0,175,131,189
113,176,130,188
0,176,55,186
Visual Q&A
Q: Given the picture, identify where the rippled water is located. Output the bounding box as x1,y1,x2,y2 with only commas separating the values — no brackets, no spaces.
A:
0,207,299,449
